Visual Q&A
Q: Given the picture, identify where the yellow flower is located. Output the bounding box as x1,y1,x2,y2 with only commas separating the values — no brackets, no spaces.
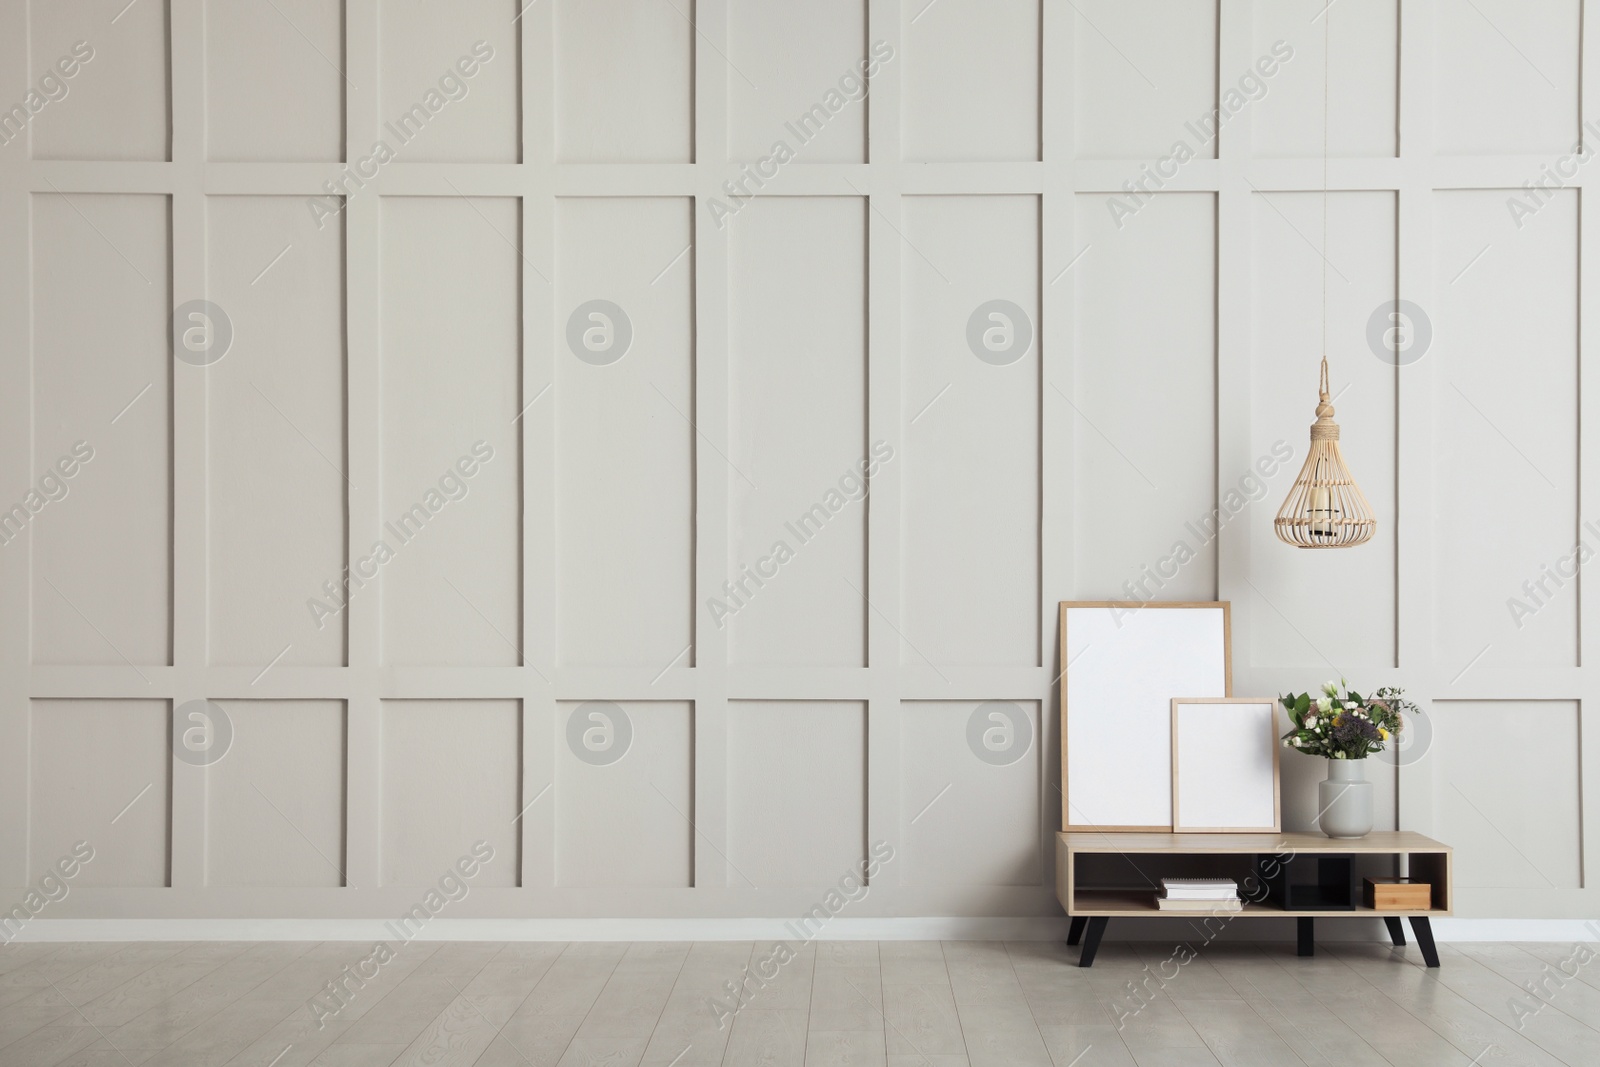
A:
1379,727,1389,740
1332,715,1343,728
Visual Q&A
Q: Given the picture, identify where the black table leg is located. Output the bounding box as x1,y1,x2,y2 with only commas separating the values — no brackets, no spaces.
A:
1409,916,1440,967
1078,917,1109,967
1297,917,1314,957
1067,915,1088,946
1383,916,1407,947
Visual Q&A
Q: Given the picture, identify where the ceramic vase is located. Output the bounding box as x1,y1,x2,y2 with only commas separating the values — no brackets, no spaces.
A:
1318,758,1373,839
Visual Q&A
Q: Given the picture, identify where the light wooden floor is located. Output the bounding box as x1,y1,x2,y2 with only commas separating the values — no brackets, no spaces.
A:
0,938,1594,1066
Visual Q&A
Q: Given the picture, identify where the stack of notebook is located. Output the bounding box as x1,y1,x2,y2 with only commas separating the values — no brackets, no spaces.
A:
1157,878,1242,912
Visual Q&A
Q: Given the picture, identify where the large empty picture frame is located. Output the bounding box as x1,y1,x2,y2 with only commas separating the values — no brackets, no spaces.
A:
1060,602,1231,831
1171,698,1281,833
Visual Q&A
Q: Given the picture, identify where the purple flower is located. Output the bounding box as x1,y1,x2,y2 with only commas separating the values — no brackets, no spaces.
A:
1331,715,1380,751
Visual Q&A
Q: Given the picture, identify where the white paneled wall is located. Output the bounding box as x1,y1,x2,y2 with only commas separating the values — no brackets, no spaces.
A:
1073,191,1216,601
206,195,347,668
203,699,345,887
729,197,868,667
556,197,695,668
0,0,1594,925
30,193,172,667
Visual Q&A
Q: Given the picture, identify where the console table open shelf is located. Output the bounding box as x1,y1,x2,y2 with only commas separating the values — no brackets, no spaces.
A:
1056,831,1452,967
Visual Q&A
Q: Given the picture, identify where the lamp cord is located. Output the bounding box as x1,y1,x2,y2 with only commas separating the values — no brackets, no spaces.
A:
1322,3,1330,363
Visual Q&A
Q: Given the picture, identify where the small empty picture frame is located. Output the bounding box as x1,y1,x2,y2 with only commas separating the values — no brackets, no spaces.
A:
1171,698,1281,833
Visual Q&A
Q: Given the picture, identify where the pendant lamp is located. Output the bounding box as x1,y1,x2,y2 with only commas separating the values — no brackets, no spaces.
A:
1273,3,1376,550
1273,357,1376,547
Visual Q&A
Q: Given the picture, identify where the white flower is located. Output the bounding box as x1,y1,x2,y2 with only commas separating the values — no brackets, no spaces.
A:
1305,717,1318,729
1316,697,1332,713
1343,701,1358,710
1322,681,1339,697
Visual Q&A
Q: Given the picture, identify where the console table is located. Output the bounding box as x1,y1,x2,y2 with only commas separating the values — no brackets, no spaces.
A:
1056,831,1452,967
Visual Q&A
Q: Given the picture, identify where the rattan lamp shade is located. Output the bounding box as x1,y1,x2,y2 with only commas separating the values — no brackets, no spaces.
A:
1274,357,1376,549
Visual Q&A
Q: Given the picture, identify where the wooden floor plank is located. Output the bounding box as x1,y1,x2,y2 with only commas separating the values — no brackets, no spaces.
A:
1455,942,1600,1036
942,942,1052,1067
637,940,751,1066
1203,945,1390,1067
0,939,1587,1066
1324,943,1565,1067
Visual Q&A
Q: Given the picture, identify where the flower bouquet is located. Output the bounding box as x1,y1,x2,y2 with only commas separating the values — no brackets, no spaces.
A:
1279,681,1415,839
1280,680,1408,759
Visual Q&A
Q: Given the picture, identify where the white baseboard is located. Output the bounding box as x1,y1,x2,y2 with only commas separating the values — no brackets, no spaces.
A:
1431,919,1600,942
7,916,1598,943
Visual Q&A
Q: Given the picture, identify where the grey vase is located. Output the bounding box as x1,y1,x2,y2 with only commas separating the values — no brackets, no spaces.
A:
1318,759,1373,839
